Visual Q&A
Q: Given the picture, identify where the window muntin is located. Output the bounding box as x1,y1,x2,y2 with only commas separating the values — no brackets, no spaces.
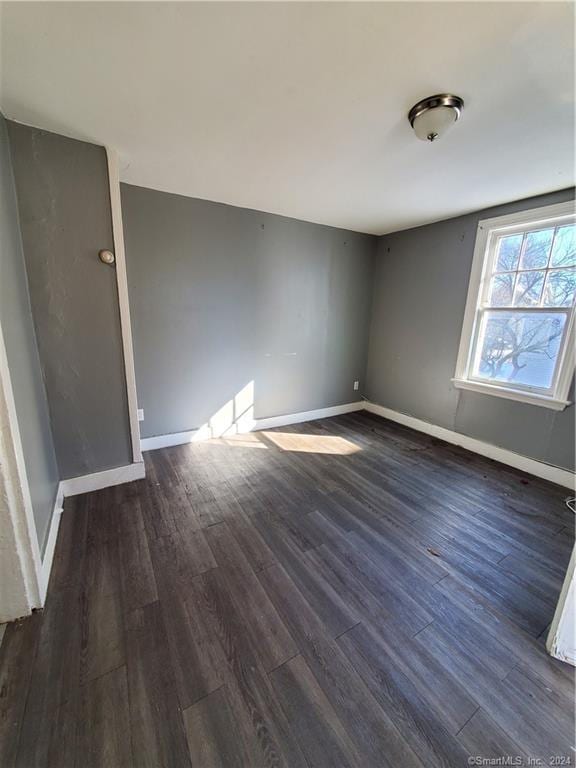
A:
456,204,576,407
486,225,576,309
471,310,567,391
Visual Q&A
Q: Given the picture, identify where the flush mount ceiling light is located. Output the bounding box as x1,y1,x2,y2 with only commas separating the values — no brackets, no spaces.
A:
408,94,464,142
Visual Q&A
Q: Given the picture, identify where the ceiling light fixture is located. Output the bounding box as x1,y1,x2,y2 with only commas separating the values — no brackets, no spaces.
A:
408,94,464,142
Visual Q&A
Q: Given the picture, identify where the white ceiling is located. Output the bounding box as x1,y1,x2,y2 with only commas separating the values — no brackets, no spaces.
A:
1,2,573,235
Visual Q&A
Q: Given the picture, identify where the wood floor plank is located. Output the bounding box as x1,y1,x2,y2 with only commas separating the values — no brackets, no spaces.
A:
215,499,276,572
139,483,180,540
413,532,553,636
327,489,448,583
203,523,298,672
80,535,125,684
15,588,83,767
496,551,564,601
504,664,575,743
474,506,572,562
0,614,41,768
0,411,572,767
410,506,511,566
416,621,573,761
270,654,363,768
434,575,574,695
48,494,89,593
84,533,121,603
353,618,479,735
314,512,433,635
195,568,309,767
85,487,122,545
16,697,80,768
338,622,472,768
125,602,191,767
259,563,424,768
77,666,132,768
118,519,158,613
252,512,361,639
31,594,81,689
156,584,228,710
428,501,570,580
182,685,258,768
306,544,392,634
149,526,216,590
457,708,529,763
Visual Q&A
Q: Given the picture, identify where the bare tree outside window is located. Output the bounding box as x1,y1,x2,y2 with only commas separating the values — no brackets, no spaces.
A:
480,313,565,384
474,224,575,389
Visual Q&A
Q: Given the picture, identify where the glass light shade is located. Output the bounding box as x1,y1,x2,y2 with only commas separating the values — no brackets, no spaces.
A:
412,105,458,142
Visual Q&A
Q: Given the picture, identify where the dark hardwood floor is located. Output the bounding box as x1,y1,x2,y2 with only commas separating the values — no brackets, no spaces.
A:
1,411,574,767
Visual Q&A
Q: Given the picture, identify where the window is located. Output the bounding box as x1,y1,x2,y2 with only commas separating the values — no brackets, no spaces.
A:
454,201,576,410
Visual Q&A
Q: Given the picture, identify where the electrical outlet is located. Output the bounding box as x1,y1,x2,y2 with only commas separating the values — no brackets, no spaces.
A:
137,408,144,421
353,380,359,391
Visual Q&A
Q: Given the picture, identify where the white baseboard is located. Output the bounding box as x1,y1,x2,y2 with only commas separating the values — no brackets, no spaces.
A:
140,398,575,488
141,430,199,451
38,399,572,610
39,482,64,603
253,401,364,430
60,461,146,497
364,401,575,489
140,401,575,489
38,462,145,605
140,401,365,452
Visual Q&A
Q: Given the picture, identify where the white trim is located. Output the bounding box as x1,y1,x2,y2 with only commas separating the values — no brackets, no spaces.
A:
454,200,576,409
39,483,64,604
37,150,146,603
141,430,199,451
141,401,365,451
60,461,145,497
478,200,576,233
364,401,575,489
0,326,43,613
254,401,364,430
39,462,145,599
141,398,575,487
451,378,570,411
547,545,575,666
455,216,492,379
105,148,142,464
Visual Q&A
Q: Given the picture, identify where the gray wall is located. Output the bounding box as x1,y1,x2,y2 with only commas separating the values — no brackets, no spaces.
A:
121,184,375,439
366,188,576,471
8,123,132,479
0,114,59,553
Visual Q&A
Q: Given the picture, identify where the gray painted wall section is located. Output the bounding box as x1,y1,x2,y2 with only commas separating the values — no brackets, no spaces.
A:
366,188,575,471
121,183,375,439
8,122,132,479
0,114,59,553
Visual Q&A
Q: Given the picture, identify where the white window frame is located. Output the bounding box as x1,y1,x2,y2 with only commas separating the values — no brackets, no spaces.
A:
453,200,576,411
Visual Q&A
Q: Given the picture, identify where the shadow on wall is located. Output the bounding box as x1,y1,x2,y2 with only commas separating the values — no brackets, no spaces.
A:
173,380,361,455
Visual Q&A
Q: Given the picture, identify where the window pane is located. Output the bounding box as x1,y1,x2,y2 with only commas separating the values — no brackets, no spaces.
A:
474,311,566,389
519,229,553,270
487,273,514,306
550,225,576,267
513,270,545,306
495,234,523,271
543,268,576,307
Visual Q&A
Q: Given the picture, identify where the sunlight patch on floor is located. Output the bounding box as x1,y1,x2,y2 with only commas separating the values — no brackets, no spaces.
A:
261,431,361,454
219,433,268,449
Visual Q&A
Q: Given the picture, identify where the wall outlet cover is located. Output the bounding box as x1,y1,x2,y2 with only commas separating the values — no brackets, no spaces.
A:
353,381,360,391
137,408,144,421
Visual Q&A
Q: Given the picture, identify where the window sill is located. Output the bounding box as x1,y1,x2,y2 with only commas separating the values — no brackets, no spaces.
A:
451,378,571,411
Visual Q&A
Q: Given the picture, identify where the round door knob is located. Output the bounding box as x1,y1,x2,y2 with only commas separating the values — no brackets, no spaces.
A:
99,250,115,265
